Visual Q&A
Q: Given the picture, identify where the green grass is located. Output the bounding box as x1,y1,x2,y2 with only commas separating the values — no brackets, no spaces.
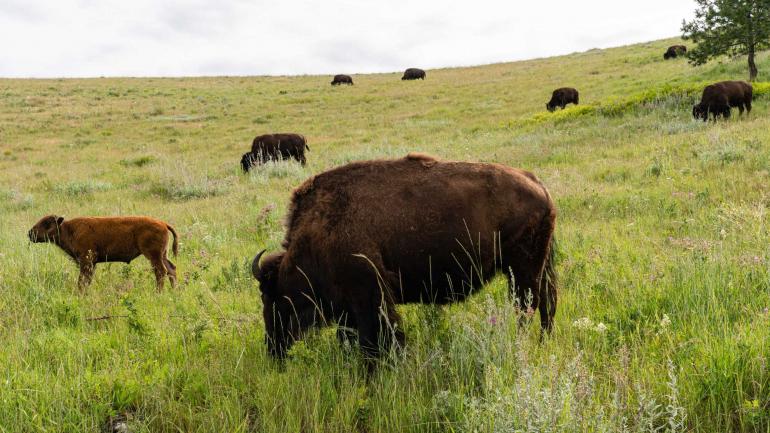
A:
1,37,769,432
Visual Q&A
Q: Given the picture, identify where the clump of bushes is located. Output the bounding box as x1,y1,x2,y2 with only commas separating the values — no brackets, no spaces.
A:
148,165,226,200
54,180,113,196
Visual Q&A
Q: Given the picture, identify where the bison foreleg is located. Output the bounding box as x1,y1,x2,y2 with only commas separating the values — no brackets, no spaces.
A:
77,251,96,289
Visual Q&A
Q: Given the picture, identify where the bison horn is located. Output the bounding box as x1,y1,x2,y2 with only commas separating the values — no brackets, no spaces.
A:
252,249,266,279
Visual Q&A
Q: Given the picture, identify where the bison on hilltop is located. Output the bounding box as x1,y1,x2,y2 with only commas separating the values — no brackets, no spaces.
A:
546,87,579,112
29,215,178,290
331,74,354,85
692,80,752,121
402,68,426,80
664,45,687,60
241,133,309,172
251,153,557,361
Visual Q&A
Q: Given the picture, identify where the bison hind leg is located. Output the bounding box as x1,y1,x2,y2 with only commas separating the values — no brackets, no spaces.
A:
144,252,168,291
163,254,177,288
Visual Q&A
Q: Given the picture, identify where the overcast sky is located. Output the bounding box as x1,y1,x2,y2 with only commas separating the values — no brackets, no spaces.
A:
0,0,696,78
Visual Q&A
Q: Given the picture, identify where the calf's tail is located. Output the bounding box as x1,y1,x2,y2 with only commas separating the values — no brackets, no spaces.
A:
167,224,179,256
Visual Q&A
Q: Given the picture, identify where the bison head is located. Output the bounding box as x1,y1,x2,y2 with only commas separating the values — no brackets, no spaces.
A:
29,215,64,243
546,102,556,112
692,104,707,121
241,152,255,173
252,250,318,359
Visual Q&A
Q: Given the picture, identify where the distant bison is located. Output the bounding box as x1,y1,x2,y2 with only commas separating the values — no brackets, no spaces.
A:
663,45,687,60
402,68,426,80
29,215,178,290
331,74,354,85
546,87,579,112
692,81,753,121
251,153,557,360
241,133,309,172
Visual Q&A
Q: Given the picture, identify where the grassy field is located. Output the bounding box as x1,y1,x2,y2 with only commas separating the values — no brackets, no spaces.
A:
1,38,769,432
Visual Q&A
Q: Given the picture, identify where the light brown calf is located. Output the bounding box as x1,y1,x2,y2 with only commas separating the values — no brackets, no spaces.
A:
29,215,178,290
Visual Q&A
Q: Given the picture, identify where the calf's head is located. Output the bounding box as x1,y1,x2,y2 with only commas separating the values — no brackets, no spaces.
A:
252,250,317,358
29,215,64,243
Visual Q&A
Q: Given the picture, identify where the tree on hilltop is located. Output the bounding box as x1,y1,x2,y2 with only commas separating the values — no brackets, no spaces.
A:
682,0,770,81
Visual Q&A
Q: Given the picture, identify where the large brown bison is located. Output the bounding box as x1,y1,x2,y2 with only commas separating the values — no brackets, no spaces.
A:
692,81,753,121
241,133,309,172
546,87,579,112
29,215,179,289
663,45,687,60
402,68,426,80
251,153,557,360
331,74,354,85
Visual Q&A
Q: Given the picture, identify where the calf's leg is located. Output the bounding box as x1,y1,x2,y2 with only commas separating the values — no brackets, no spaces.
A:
144,251,167,291
163,251,177,288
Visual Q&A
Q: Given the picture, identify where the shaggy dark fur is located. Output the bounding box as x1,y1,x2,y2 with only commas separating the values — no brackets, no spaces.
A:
692,81,753,121
546,87,579,112
251,153,558,360
663,45,687,60
331,74,354,85
401,68,426,80
241,133,309,172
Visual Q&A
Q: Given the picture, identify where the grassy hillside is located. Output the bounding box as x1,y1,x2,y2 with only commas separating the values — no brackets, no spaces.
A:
1,38,769,432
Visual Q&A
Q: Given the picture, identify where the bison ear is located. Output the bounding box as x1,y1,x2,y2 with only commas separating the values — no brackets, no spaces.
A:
56,216,64,226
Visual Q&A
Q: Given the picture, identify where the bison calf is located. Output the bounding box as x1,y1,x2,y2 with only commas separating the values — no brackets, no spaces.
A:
29,215,178,290
331,74,353,85
546,87,579,112
402,68,426,80
242,133,309,172
251,153,557,361
692,81,752,122
663,45,687,60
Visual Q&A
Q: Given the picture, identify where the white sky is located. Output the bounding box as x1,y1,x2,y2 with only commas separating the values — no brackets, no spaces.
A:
0,0,696,78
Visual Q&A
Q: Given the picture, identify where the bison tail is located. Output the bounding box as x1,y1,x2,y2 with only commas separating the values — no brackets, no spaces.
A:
542,235,558,330
167,224,179,256
302,135,310,151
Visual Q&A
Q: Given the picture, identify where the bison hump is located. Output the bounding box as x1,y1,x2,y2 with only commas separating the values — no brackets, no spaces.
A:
406,152,438,168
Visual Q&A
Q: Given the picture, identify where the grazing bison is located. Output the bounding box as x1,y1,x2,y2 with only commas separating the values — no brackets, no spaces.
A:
546,87,579,112
241,133,309,172
29,215,178,290
692,81,753,122
331,74,354,85
251,153,557,360
663,45,687,60
401,68,426,80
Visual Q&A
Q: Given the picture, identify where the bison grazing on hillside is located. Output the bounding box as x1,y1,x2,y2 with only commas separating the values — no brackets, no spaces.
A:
663,45,687,60
331,74,354,85
692,81,753,122
402,68,426,80
546,87,579,112
241,133,309,172
29,215,179,290
251,153,557,361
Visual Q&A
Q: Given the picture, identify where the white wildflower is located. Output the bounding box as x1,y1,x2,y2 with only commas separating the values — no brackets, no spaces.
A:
660,314,672,329
572,317,593,330
595,322,608,333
